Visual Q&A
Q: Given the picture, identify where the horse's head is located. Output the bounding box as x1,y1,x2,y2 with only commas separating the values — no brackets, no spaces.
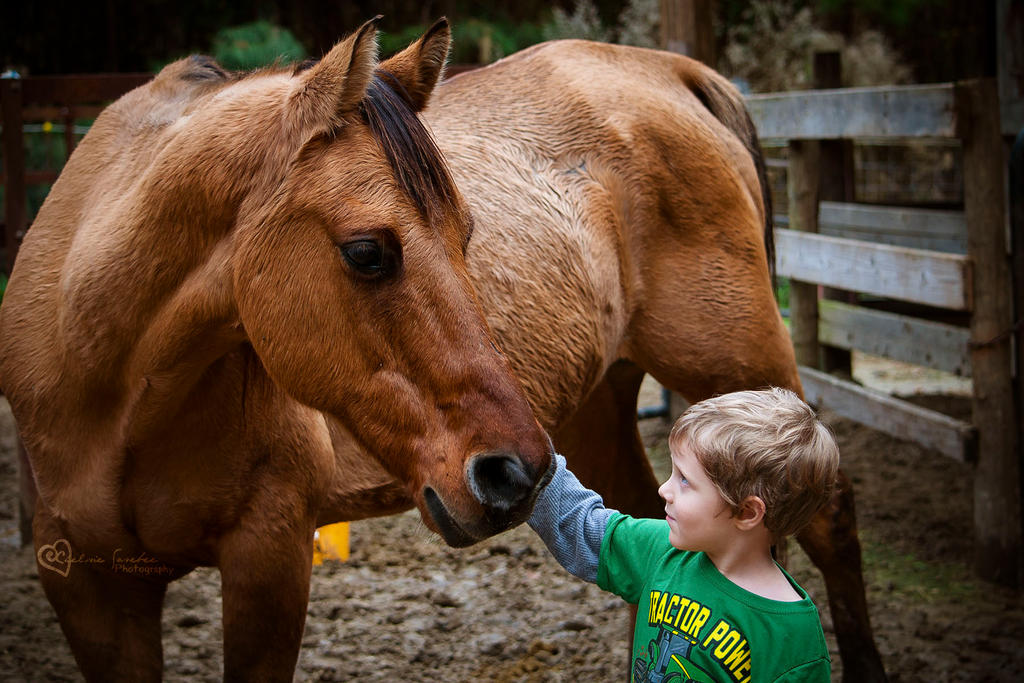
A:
219,20,552,544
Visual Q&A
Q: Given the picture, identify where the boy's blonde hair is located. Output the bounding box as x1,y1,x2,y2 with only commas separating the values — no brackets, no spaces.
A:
668,388,839,539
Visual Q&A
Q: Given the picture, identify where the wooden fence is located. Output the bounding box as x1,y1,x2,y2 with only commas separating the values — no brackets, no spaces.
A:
747,79,1022,586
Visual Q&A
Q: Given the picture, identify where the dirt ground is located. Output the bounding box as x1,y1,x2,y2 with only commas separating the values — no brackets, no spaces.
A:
1,360,1022,682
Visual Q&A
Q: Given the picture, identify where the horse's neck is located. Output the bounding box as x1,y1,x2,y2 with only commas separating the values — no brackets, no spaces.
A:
121,238,247,443
42,96,308,457
22,183,244,462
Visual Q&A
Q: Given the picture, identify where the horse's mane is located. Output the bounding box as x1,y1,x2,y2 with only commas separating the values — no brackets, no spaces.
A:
359,72,461,224
181,54,232,82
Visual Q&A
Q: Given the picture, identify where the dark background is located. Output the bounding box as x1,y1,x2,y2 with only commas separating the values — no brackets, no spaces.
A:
1,0,997,84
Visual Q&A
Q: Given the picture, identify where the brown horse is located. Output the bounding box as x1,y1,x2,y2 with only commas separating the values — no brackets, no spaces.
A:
0,19,884,682
426,40,883,680
0,19,553,681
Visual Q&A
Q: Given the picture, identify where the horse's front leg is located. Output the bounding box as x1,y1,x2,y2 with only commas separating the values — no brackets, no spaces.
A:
34,509,169,682
218,501,316,682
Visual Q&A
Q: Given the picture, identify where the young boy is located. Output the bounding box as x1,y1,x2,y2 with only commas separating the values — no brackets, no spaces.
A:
529,387,838,682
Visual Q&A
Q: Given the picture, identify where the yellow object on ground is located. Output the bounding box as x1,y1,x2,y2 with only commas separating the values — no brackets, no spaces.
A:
312,522,350,564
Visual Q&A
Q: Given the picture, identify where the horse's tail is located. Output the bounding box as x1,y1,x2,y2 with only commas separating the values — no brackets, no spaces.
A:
684,68,775,287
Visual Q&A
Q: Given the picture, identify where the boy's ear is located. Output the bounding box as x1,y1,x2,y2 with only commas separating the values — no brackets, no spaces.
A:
734,496,766,531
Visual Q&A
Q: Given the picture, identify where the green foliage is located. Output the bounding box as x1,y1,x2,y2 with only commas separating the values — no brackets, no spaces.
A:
451,19,545,64
380,19,545,66
22,124,71,221
24,125,68,169
720,0,913,92
775,277,791,312
721,2,820,92
378,24,430,58
211,21,306,71
542,0,611,42
0,272,6,304
616,0,660,49
392,1,664,66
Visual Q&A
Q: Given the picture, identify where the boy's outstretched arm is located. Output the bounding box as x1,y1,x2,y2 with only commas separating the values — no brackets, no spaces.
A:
528,453,618,583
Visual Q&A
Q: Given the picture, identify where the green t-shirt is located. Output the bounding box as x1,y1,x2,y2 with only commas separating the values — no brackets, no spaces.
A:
597,513,830,683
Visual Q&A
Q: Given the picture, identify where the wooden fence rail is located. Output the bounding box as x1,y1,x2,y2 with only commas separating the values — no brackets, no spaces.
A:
750,79,1021,586
777,201,968,253
747,83,959,139
775,228,972,310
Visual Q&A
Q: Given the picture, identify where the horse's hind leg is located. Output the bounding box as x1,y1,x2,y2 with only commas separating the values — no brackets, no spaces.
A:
798,471,888,681
554,360,663,518
34,513,166,681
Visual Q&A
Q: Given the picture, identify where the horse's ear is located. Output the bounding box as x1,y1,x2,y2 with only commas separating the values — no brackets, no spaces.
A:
378,18,451,112
291,16,381,131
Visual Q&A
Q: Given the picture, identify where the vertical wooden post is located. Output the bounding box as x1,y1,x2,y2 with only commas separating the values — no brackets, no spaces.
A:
959,79,1021,587
997,0,1024,136
659,0,716,64
1,75,26,274
787,139,822,369
693,0,716,66
814,51,856,376
1011,128,1024,563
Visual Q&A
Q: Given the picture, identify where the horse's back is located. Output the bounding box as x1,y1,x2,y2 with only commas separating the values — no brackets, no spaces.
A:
428,41,794,421
433,40,763,212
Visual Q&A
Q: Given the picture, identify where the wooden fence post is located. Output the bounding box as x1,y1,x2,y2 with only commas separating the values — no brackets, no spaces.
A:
814,51,856,377
659,0,716,64
777,136,821,576
1,75,26,274
787,139,822,369
1011,127,1024,567
958,79,1021,586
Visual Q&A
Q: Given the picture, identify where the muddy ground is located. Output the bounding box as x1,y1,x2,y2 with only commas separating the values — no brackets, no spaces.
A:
1,362,1022,681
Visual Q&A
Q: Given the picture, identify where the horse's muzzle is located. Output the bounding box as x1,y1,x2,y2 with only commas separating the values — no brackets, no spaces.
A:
466,451,535,512
423,486,478,547
423,451,549,547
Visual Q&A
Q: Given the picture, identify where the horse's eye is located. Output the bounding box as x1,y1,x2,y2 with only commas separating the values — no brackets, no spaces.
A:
339,237,399,279
341,240,382,271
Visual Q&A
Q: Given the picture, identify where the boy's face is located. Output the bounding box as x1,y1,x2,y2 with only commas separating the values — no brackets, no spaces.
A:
658,441,735,552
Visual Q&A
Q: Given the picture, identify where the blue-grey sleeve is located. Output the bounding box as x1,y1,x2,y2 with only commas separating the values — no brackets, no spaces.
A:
527,453,617,583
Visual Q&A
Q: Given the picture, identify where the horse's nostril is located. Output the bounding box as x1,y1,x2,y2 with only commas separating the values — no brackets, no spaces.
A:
467,452,533,511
